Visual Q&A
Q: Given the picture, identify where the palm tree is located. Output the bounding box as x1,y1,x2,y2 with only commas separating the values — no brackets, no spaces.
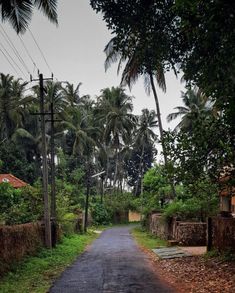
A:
96,87,136,189
63,107,97,157
62,82,82,107
134,109,158,195
0,0,58,33
167,87,213,132
0,73,31,139
104,37,168,164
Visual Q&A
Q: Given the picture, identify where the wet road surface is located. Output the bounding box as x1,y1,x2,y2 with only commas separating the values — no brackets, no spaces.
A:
50,226,175,293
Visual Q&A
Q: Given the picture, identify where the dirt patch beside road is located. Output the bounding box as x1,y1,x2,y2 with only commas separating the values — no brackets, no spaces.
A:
145,248,235,293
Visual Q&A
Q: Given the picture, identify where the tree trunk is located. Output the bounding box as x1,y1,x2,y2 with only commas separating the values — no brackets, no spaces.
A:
113,137,120,191
135,144,145,196
105,148,110,189
149,72,167,163
149,72,176,197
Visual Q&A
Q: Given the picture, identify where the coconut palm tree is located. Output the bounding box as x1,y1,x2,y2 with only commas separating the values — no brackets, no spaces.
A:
63,107,97,157
134,109,158,194
0,73,31,139
104,37,167,164
96,87,136,189
0,0,58,33
62,82,82,107
167,87,213,132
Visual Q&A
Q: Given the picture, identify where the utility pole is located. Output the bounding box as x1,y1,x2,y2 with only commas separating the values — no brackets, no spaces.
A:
39,73,52,248
84,163,91,233
50,101,56,246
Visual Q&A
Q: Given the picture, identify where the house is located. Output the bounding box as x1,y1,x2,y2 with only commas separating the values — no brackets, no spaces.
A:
0,174,27,188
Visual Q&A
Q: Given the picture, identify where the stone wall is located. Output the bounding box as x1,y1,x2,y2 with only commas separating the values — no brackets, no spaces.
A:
149,213,207,245
129,211,141,222
0,222,44,276
149,213,172,240
212,217,235,252
174,222,207,246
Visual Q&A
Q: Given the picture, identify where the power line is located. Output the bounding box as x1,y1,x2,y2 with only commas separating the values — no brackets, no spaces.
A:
28,28,53,74
0,47,19,76
0,24,31,76
0,41,27,79
18,35,40,73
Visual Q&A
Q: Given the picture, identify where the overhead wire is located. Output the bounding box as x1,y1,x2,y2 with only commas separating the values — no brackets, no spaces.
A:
0,41,28,79
0,47,19,76
28,28,53,74
18,35,40,74
0,24,31,76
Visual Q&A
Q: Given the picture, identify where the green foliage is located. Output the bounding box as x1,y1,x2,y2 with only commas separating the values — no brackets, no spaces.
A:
163,199,201,221
144,165,169,195
163,191,219,222
132,226,167,249
90,202,111,225
91,0,235,135
104,192,136,214
0,183,42,225
143,164,182,203
59,213,78,236
140,192,161,215
0,142,37,184
164,115,233,185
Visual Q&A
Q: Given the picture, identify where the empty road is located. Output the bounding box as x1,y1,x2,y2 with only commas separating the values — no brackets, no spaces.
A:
50,226,175,293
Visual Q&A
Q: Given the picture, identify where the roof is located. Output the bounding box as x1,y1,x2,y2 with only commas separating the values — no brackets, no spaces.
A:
0,174,27,188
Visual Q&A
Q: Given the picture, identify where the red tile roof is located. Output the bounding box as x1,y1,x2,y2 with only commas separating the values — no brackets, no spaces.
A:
0,174,27,188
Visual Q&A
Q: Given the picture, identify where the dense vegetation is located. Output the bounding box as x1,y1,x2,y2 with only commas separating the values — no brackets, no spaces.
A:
1,0,234,228
0,73,158,227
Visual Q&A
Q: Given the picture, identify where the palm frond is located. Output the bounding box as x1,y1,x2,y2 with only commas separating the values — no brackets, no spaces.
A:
121,52,140,89
154,65,166,92
34,0,58,24
104,38,121,72
167,112,183,122
8,0,32,33
144,73,151,96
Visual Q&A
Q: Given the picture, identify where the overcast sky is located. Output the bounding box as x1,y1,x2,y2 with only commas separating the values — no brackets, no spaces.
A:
0,0,185,154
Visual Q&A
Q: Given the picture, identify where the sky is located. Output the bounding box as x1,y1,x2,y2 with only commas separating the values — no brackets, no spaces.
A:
0,0,185,150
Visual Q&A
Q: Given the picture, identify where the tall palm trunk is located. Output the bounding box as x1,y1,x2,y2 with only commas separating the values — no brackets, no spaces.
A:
149,72,176,197
149,72,167,163
113,146,119,189
105,152,110,188
113,135,120,191
135,144,145,196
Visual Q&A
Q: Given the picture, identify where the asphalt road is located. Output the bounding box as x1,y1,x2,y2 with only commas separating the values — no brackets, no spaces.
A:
50,226,175,293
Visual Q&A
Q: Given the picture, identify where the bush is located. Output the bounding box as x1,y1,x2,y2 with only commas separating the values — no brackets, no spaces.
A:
60,213,78,236
0,183,42,225
163,195,219,222
90,202,111,225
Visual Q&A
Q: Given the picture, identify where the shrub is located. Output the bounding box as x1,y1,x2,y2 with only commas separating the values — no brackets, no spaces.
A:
163,195,219,222
60,213,78,236
90,202,111,225
0,183,42,225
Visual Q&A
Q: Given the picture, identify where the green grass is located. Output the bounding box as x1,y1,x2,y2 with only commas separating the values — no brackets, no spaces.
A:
131,226,167,249
0,231,99,293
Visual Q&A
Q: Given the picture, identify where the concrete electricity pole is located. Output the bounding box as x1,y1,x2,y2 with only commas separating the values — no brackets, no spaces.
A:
39,73,52,248
50,101,58,247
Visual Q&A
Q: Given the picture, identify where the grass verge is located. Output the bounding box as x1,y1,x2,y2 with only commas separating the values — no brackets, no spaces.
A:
131,226,167,249
0,231,99,293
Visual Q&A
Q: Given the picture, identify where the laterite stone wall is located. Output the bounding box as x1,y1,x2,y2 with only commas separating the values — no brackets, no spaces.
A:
212,217,235,252
0,222,44,276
